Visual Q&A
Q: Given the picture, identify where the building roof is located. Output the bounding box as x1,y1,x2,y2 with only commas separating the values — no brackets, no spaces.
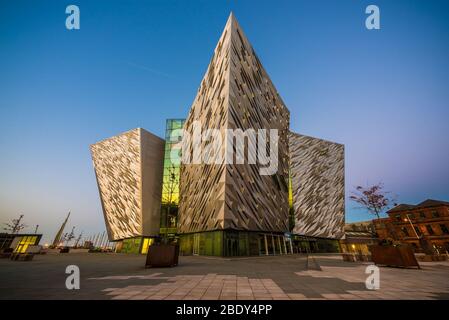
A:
387,204,416,213
416,199,449,208
387,199,449,213
345,221,372,227
345,231,376,238
372,217,390,223
344,221,374,233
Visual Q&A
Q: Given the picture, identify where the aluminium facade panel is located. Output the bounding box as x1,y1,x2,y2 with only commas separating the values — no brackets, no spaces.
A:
90,128,164,241
289,132,345,239
178,13,290,234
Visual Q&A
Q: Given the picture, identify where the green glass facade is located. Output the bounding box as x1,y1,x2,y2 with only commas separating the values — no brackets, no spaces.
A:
114,120,184,254
117,236,155,254
290,236,341,254
113,119,341,256
119,237,142,254
160,119,185,239
180,231,294,257
288,171,295,232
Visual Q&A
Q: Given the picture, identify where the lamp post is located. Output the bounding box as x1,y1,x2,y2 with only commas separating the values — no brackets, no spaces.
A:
405,214,420,239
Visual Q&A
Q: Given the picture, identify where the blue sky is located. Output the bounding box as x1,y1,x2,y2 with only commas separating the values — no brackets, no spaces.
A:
1,0,448,243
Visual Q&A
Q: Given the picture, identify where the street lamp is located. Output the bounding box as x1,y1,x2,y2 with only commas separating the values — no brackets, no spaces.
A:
405,214,420,239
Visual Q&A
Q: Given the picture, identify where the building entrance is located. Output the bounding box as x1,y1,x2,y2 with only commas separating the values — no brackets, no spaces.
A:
193,233,200,255
224,232,239,256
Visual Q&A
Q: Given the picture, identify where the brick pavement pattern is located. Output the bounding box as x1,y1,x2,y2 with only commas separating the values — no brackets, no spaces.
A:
1,253,448,300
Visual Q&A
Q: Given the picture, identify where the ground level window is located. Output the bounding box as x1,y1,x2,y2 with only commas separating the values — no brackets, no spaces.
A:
440,224,449,235
426,225,435,235
401,227,409,237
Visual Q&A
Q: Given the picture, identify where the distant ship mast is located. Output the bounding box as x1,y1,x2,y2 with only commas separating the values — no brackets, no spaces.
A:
52,211,70,247
74,231,83,247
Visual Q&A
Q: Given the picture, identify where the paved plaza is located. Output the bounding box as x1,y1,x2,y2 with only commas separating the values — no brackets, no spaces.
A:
0,253,448,300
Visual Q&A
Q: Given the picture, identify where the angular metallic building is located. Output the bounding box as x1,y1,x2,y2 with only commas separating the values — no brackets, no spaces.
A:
90,13,346,256
90,128,165,241
178,13,291,256
289,132,345,240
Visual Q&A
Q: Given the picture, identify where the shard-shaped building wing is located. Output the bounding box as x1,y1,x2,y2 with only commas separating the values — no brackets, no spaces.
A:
90,128,165,241
178,13,290,235
289,132,345,239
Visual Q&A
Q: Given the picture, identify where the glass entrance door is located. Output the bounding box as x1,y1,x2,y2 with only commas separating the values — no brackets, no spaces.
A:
193,234,200,255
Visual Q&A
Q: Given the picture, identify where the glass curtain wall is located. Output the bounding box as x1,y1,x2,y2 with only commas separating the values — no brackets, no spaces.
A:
160,119,185,240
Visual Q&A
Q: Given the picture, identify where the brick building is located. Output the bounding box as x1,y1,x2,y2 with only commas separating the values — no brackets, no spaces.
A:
373,199,449,254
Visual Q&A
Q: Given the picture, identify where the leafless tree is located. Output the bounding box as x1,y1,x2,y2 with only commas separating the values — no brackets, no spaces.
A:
350,182,395,220
74,231,83,248
3,214,27,234
64,227,76,246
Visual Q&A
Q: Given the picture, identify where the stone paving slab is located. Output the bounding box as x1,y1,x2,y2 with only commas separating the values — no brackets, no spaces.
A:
0,253,448,300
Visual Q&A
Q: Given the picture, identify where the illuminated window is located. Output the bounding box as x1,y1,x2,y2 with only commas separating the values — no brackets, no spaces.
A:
288,172,293,208
431,211,440,218
14,236,38,253
141,238,154,254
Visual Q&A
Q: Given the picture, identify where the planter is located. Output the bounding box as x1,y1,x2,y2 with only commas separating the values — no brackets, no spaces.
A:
370,245,420,268
145,244,179,268
417,254,448,262
1,253,12,259
431,255,448,261
68,248,89,254
0,248,13,258
416,254,432,262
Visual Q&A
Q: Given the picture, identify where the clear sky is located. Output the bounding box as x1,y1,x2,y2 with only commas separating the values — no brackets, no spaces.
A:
1,0,448,244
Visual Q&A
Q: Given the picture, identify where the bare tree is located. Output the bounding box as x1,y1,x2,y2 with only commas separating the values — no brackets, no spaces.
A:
3,214,27,234
350,183,395,220
64,227,76,246
74,231,83,248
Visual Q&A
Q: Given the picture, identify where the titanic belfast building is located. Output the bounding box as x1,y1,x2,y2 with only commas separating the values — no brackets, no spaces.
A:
91,14,345,256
